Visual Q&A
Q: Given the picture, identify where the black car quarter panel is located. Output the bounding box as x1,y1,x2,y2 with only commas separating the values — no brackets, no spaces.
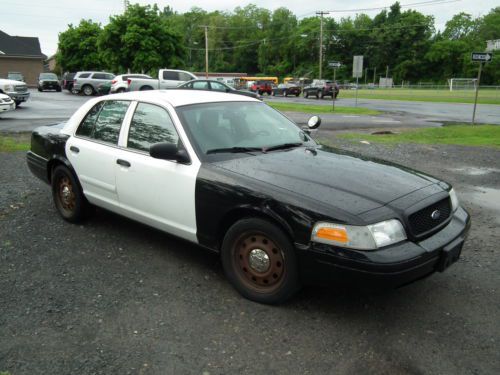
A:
27,123,70,183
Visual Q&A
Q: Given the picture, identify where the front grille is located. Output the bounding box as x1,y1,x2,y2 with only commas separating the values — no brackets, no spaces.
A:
15,85,27,93
408,197,451,236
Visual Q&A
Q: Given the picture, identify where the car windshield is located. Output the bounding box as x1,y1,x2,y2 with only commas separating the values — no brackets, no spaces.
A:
176,101,315,158
40,73,58,80
8,73,23,80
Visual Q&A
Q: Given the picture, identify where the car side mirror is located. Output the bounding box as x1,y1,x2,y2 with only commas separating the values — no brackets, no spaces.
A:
307,115,321,129
150,142,191,164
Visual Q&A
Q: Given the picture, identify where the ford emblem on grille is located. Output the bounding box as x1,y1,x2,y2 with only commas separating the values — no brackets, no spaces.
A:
431,210,441,220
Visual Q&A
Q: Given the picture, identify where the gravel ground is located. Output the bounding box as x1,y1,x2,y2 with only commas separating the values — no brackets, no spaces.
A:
0,135,499,375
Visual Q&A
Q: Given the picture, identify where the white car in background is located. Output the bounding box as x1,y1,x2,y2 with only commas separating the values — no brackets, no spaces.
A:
110,74,152,93
0,93,16,115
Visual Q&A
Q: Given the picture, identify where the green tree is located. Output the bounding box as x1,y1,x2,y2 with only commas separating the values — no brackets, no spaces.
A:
56,20,104,72
98,4,185,75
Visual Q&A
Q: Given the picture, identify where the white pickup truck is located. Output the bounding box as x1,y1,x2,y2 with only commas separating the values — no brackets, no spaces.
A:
127,69,197,91
0,78,30,106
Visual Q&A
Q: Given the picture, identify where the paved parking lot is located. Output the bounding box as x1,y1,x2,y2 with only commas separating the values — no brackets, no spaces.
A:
1,129,499,374
2,89,499,134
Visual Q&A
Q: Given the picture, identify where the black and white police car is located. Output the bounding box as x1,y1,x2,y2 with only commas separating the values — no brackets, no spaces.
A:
27,90,470,304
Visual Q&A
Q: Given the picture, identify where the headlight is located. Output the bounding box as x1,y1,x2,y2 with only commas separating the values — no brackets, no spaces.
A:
311,219,407,250
4,84,14,91
449,188,459,212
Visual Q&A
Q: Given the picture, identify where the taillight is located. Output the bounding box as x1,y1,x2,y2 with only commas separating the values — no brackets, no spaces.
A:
111,80,117,84
127,79,131,86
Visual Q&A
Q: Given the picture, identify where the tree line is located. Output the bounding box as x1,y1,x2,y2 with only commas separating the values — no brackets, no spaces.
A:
56,2,500,84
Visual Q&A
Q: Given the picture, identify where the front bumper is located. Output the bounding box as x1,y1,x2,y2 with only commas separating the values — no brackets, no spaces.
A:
6,92,30,102
0,101,15,113
298,206,471,288
40,81,61,90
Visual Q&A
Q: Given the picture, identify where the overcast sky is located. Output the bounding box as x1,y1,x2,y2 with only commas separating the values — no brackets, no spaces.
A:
2,0,497,56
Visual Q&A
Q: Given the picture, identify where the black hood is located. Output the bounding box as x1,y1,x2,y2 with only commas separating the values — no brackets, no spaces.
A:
212,146,441,215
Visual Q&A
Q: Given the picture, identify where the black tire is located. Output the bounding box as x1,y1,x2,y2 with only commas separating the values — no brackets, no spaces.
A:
304,91,309,98
38,87,42,92
82,85,94,96
116,88,126,93
68,84,73,92
51,165,91,223
221,218,300,304
15,101,22,107
56,87,62,92
295,92,300,97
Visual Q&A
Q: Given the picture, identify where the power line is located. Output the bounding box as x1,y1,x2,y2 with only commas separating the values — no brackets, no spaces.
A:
325,0,461,13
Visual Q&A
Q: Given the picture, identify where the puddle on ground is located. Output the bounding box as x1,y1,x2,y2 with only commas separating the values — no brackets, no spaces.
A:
463,187,500,225
452,167,500,176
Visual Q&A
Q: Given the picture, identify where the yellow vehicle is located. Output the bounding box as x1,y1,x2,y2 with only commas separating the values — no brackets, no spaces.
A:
238,76,278,86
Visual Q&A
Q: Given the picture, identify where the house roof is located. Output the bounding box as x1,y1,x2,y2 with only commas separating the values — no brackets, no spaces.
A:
0,30,46,59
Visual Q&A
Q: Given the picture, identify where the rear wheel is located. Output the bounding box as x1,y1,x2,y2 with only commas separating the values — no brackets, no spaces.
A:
221,218,300,304
52,165,91,223
82,85,94,96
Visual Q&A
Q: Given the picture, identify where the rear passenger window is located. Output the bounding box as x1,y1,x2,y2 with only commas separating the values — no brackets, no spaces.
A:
76,100,129,145
78,73,90,78
76,102,103,137
163,71,179,80
127,103,179,152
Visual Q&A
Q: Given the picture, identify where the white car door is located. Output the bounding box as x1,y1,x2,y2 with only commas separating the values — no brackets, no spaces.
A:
66,100,131,213
114,102,200,243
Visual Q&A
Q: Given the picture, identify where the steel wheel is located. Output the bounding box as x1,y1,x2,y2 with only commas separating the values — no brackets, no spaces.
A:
56,175,76,215
233,232,285,293
51,165,92,223
221,218,300,304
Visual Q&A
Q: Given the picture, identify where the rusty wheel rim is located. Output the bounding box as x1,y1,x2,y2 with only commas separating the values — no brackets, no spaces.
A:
233,232,285,293
57,176,76,213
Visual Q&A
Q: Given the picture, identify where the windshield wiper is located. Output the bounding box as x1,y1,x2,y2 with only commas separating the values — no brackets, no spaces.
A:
206,146,263,155
262,142,303,152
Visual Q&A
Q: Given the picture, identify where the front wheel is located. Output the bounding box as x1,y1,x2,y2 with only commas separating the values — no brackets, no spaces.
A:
221,218,300,304
15,101,22,107
52,165,91,223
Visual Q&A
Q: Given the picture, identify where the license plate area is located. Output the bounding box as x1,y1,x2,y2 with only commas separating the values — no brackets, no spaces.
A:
437,241,462,272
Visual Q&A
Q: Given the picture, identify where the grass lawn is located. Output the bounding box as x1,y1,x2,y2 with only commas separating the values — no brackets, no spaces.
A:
337,124,500,148
268,102,381,115
0,133,30,152
339,88,500,105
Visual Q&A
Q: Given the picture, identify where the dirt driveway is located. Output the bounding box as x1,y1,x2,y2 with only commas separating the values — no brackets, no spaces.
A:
0,134,499,375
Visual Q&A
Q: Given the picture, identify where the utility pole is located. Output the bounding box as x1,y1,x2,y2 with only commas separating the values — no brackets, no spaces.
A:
386,65,389,78
472,62,483,125
373,67,376,85
364,68,368,85
200,26,209,79
316,11,328,80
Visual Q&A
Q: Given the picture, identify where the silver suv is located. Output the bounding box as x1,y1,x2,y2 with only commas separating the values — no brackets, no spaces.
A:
73,71,115,96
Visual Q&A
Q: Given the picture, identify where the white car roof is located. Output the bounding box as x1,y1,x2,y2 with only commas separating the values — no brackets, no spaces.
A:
107,89,259,107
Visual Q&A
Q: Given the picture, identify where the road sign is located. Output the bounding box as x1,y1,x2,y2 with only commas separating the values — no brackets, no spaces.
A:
486,40,500,52
471,52,493,62
352,55,363,78
329,61,341,68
